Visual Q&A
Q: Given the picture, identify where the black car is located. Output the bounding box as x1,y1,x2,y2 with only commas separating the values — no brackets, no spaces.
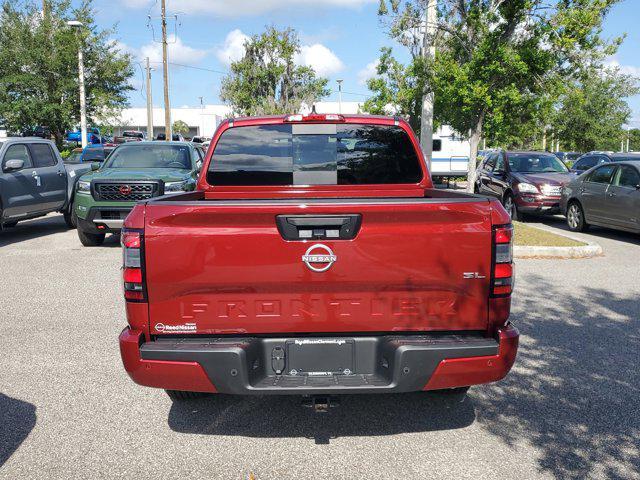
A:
553,151,582,165
570,152,640,174
561,161,640,234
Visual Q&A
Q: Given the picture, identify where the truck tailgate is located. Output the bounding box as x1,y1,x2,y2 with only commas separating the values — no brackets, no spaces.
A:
143,198,493,335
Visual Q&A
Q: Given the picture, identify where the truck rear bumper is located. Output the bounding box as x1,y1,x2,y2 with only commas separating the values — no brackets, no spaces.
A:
119,325,519,395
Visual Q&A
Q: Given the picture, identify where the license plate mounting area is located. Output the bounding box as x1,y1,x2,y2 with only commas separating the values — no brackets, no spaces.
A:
286,338,355,376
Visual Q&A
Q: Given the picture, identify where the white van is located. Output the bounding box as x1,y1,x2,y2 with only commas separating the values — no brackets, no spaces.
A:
429,125,471,177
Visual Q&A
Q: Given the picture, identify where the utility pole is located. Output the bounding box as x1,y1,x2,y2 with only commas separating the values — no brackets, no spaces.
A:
626,127,630,152
78,45,87,149
337,79,343,114
161,0,171,141
420,0,437,172
145,57,154,140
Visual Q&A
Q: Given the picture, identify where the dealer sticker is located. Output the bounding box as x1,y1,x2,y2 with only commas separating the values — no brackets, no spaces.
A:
154,323,196,333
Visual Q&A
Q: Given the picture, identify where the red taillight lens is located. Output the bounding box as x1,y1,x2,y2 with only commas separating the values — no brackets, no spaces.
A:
492,225,514,296
123,267,142,283
122,229,145,302
122,231,141,248
494,263,513,278
495,227,513,244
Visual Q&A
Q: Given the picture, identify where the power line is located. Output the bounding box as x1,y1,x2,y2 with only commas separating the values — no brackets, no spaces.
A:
143,61,372,100
148,61,227,75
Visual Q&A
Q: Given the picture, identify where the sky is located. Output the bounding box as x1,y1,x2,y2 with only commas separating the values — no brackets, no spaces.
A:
91,0,640,124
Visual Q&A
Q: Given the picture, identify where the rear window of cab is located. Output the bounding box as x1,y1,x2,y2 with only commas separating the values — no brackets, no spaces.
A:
207,123,423,186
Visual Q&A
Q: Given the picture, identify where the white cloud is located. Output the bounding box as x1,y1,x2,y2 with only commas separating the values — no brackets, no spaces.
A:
358,59,379,85
606,59,640,78
216,29,344,77
138,35,209,64
216,29,249,66
124,0,375,16
295,44,344,77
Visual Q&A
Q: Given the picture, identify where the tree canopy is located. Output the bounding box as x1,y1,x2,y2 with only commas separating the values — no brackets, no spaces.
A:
369,0,628,184
220,26,330,116
0,0,134,147
552,67,638,152
172,120,189,136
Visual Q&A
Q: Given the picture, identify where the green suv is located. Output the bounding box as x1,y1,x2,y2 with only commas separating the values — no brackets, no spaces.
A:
74,141,203,246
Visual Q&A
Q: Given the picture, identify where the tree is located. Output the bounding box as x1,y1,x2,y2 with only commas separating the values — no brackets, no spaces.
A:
0,0,134,148
364,48,427,134
220,26,330,116
372,0,623,189
628,128,640,152
172,120,189,136
552,67,638,152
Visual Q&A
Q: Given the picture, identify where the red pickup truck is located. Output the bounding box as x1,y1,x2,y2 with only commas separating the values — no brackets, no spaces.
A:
119,113,518,402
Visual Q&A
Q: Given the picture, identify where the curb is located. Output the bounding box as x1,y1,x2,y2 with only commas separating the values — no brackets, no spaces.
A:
514,226,603,259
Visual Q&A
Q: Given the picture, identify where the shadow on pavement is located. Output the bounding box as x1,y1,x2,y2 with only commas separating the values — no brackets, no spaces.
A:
475,276,640,480
168,391,475,444
540,216,640,245
0,214,122,248
0,215,69,248
0,393,36,467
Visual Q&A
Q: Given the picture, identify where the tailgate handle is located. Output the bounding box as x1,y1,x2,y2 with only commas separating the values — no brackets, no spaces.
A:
276,215,361,240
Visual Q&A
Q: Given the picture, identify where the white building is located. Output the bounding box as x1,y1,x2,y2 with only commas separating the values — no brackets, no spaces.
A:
112,102,365,139
113,105,231,139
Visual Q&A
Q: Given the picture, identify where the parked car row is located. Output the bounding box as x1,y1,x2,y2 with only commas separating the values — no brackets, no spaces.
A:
568,152,640,174
1,138,207,243
4,135,638,242
473,148,640,235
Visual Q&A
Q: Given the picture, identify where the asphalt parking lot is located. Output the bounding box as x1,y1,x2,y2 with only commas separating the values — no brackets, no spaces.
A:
1,215,639,480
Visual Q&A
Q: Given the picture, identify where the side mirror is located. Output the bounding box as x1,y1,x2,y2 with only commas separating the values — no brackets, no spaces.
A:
91,162,100,171
195,160,203,172
3,158,25,172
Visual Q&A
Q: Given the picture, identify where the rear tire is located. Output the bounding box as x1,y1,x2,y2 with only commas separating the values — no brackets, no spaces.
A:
567,201,589,232
77,228,105,246
503,193,520,221
165,390,210,401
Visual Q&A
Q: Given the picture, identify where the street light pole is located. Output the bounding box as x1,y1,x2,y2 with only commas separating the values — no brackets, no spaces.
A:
145,57,154,140
337,79,343,114
68,21,88,149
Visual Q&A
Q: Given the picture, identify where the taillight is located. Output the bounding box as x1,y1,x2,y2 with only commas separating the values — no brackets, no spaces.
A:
122,229,146,302
492,225,514,296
